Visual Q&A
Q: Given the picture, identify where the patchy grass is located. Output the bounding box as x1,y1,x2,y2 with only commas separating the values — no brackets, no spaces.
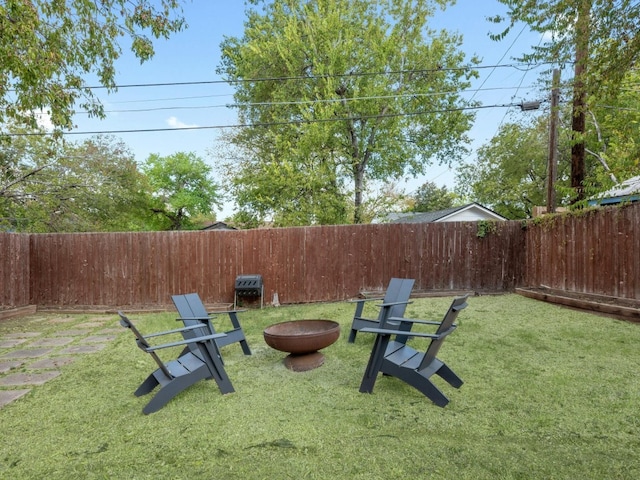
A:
1,295,639,479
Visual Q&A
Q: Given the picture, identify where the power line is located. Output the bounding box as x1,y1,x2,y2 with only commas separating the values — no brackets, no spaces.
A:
7,61,555,93
110,92,234,104
6,102,532,137
75,84,538,115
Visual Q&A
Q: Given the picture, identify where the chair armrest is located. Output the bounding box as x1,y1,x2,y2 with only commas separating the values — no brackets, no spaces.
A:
144,332,227,352
376,300,413,308
175,316,210,323
348,297,383,304
360,326,456,339
387,316,442,325
360,327,438,338
208,309,247,315
144,323,211,339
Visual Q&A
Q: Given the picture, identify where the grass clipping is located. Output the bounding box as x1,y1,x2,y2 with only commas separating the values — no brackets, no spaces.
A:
1,295,639,479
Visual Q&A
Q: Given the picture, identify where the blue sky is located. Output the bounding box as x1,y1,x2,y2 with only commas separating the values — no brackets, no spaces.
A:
69,1,547,217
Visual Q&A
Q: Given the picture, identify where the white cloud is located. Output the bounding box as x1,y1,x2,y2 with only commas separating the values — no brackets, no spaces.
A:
166,116,199,129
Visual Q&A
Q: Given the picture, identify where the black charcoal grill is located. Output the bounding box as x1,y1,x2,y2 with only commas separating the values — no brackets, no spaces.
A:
234,274,264,308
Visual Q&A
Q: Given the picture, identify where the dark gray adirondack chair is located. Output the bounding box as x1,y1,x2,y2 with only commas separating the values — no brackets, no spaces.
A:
348,278,415,343
119,312,234,414
358,295,469,407
172,293,251,356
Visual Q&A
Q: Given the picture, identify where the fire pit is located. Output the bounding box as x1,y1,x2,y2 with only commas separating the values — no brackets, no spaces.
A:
263,319,340,371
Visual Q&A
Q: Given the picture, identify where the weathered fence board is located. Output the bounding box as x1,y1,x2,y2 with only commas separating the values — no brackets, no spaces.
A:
0,233,30,308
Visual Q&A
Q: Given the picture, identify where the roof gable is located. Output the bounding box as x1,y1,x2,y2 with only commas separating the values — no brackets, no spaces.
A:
588,175,640,206
389,203,507,223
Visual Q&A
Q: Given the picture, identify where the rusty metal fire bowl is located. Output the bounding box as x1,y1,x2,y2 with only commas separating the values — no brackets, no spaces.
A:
263,319,341,371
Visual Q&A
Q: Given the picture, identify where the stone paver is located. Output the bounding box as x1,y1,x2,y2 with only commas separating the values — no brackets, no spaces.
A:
0,389,31,408
0,313,121,410
3,332,42,339
98,328,123,335
0,348,54,359
50,329,92,337
29,337,75,347
0,361,23,374
59,344,106,354
48,317,76,324
29,357,76,369
76,321,105,328
0,371,61,386
0,339,30,348
80,335,117,344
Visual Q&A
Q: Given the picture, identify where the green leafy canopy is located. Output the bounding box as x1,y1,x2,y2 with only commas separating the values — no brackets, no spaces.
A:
217,0,478,225
142,152,221,231
0,0,186,132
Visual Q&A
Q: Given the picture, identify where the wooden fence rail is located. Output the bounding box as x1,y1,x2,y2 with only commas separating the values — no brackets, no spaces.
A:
1,202,638,311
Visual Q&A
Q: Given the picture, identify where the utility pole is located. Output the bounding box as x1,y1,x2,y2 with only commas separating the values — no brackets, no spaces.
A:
547,69,560,213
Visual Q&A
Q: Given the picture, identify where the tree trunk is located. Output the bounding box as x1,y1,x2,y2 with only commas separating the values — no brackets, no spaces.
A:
571,1,591,203
353,163,364,224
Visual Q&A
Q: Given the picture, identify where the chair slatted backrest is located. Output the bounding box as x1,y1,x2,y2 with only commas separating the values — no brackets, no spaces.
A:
172,293,212,337
119,312,174,379
184,293,218,334
184,293,210,319
381,278,415,320
172,294,196,322
418,295,469,371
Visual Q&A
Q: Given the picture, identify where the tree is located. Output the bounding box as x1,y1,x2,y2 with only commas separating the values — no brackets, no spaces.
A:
1,133,153,232
491,0,640,202
584,69,640,190
456,116,572,219
142,152,221,231
217,0,477,225
410,181,455,212
0,0,185,132
457,66,640,218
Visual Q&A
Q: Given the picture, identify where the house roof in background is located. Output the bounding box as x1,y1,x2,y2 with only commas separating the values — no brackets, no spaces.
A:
387,202,507,223
588,175,640,206
201,221,237,231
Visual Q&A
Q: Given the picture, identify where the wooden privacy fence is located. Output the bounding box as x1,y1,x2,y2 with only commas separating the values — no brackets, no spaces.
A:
524,203,640,299
1,202,638,311
3,221,524,310
0,233,30,309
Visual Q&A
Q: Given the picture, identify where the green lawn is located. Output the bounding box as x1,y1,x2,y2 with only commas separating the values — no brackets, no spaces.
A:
1,294,639,479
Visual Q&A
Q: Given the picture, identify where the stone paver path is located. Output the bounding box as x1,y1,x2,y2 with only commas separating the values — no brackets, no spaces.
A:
0,313,121,409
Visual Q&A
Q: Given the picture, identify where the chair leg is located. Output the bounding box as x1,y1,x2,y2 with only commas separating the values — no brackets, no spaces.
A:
380,359,455,408
227,312,252,355
142,368,209,415
239,338,252,356
390,367,451,407
348,301,366,343
134,372,161,397
348,328,358,343
413,377,450,408
359,334,391,393
436,363,464,389
201,342,235,395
